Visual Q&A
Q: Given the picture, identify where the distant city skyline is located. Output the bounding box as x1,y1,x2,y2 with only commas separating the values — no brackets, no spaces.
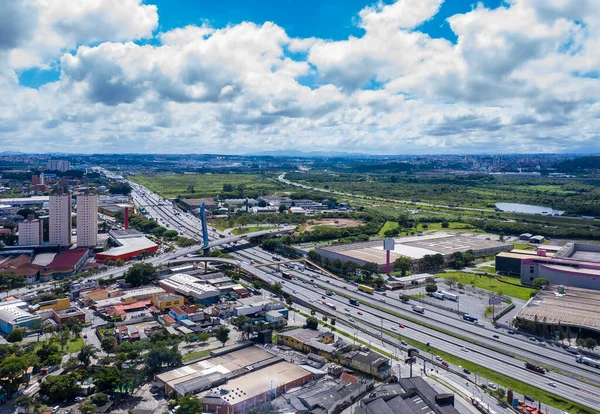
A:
2,0,600,154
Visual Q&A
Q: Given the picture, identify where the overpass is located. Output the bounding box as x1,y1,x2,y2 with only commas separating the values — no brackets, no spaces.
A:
203,226,295,249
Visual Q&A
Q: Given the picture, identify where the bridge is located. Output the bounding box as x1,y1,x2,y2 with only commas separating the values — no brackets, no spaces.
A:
203,226,296,249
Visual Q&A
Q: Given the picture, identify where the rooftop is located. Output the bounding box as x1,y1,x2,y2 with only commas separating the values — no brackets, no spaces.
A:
517,285,600,333
45,248,88,269
97,235,157,258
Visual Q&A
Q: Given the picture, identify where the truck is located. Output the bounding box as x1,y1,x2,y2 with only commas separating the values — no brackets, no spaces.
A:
440,291,458,301
576,355,600,368
349,297,359,306
358,284,374,294
525,362,546,373
566,346,581,354
326,302,337,310
412,305,425,314
431,292,445,300
463,314,478,323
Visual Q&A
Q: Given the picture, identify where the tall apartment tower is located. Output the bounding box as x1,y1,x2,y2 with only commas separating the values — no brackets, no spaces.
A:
76,192,98,247
49,192,72,246
18,215,43,246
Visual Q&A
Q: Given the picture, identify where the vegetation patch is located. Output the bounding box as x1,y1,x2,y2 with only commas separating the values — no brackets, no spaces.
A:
438,272,536,301
231,225,277,235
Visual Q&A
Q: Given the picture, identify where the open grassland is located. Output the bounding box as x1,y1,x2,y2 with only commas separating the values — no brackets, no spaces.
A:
232,225,278,235
438,272,537,300
302,218,364,232
131,173,282,199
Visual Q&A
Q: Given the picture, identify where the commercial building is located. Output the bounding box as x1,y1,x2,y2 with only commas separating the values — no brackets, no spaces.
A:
18,216,43,246
278,329,347,358
35,297,70,312
1,196,49,207
49,193,72,246
233,300,285,317
52,307,86,326
341,350,391,379
317,232,511,271
159,273,220,304
151,293,185,312
39,248,89,279
76,193,98,247
0,300,41,334
95,229,158,263
156,343,313,413
0,255,39,284
519,243,600,290
355,377,458,414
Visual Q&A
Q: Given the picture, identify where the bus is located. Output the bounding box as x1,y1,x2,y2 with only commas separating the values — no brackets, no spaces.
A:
412,305,425,314
281,272,293,280
440,291,458,301
349,298,359,306
358,284,374,294
463,314,478,323
431,292,445,300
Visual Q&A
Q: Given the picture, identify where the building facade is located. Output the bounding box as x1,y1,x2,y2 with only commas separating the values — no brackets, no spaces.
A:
18,216,43,246
49,193,72,246
76,193,98,247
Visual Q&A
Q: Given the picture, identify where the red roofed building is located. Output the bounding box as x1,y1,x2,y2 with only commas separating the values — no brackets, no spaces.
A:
162,314,176,325
107,300,151,319
39,248,89,280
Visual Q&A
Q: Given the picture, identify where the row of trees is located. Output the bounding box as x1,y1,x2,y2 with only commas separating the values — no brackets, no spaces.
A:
306,250,384,286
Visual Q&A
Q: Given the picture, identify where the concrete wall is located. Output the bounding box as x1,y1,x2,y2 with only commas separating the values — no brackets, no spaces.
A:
521,263,600,290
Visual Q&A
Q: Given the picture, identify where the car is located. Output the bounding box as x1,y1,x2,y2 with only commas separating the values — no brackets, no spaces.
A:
442,361,449,367
75,397,85,402
357,311,363,315
380,298,386,303
399,323,405,328
65,408,73,414
529,336,537,341
463,368,471,374
507,330,515,334
461,347,468,352
322,295,326,299
344,308,350,312
381,292,387,296
548,382,556,388
391,327,397,331
435,355,443,361
488,382,497,390
524,395,534,402
281,281,285,284
493,335,500,339
538,341,547,347
401,340,408,346
349,318,355,322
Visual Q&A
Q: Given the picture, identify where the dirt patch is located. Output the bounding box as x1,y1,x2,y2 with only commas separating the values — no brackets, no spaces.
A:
303,218,365,232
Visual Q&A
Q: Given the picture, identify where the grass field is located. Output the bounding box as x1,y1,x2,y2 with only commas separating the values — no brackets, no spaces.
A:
439,272,536,300
65,337,84,353
513,243,535,250
378,221,400,237
183,347,217,362
478,265,496,273
232,225,277,235
131,174,281,199
417,221,481,232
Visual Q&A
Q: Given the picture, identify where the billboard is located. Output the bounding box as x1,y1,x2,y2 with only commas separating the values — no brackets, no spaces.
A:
489,296,502,305
384,238,395,251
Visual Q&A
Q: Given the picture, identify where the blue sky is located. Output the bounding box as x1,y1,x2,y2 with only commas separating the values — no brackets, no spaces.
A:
4,0,600,154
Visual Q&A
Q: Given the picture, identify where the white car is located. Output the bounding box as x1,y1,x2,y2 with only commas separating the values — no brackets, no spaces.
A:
548,382,556,388
488,382,497,390
391,327,397,331
435,355,442,361
461,347,468,352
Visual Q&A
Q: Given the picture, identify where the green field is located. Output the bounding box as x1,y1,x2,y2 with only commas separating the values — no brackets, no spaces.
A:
183,347,217,362
65,337,84,353
232,225,277,235
130,173,282,199
439,272,536,300
377,221,400,237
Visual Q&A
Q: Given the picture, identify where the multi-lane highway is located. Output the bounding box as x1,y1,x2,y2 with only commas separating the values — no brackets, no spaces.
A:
105,172,600,412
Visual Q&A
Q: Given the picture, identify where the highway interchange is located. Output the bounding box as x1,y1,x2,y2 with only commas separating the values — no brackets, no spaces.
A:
83,170,600,412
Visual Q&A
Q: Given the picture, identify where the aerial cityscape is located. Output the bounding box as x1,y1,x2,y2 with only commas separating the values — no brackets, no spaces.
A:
2,1,600,414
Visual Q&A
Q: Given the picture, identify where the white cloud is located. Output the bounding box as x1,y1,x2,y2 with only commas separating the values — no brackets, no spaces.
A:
0,0,600,154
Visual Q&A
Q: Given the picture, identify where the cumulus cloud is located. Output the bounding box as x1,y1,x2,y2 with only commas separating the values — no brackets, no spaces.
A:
0,0,599,154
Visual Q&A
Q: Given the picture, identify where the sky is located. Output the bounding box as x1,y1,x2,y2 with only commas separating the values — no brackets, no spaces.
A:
1,0,600,155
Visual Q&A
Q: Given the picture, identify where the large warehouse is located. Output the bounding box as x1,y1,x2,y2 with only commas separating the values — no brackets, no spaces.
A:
519,243,600,290
95,229,158,263
316,232,511,271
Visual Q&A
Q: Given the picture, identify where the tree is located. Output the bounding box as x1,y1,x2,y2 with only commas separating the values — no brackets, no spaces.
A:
0,355,33,398
108,182,132,195
59,327,70,350
393,256,412,276
278,204,287,213
449,252,465,269
446,276,458,290
95,366,122,391
306,316,319,330
70,323,83,338
36,342,60,366
92,392,109,406
533,278,550,289
124,263,157,287
441,221,449,228
215,326,230,347
584,338,598,350
40,373,80,402
78,344,97,366
222,183,234,192
197,332,211,344
257,199,267,207
6,328,23,343
233,315,248,329
163,229,178,239
252,280,262,290
286,296,293,306
362,262,379,277
307,250,321,263
176,395,203,414
463,250,476,266
0,272,26,293
271,282,283,296
457,282,464,290
145,344,182,374
425,284,438,293
101,336,117,355
80,403,97,414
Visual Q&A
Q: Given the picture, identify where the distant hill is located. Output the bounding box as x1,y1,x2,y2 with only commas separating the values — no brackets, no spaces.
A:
0,151,26,155
557,156,600,171
250,150,373,158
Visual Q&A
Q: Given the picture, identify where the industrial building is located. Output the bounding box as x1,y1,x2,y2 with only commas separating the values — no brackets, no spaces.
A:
317,232,511,271
76,192,98,247
0,299,41,334
516,285,600,335
49,192,72,246
18,216,43,246
159,273,221,304
95,229,158,263
1,196,49,207
355,377,458,414
38,248,89,279
156,342,313,413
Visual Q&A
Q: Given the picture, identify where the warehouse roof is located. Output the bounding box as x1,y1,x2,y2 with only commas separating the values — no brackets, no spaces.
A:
46,248,88,268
